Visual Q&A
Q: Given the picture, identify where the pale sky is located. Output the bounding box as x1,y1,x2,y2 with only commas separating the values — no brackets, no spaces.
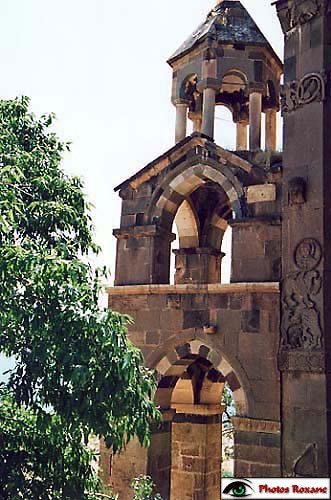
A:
0,0,284,376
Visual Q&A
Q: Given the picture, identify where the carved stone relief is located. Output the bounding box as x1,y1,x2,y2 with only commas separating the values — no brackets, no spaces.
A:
281,71,327,114
277,0,331,33
281,239,323,351
288,177,306,205
291,443,318,478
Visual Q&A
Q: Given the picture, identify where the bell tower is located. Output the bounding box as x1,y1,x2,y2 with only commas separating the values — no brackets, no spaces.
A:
169,0,282,150
103,2,284,498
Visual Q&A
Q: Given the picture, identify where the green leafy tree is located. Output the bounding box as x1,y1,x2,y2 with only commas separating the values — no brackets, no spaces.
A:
131,476,162,500
0,97,160,499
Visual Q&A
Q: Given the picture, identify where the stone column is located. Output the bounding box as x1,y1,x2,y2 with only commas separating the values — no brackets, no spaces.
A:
229,217,281,283
189,111,202,133
148,409,176,500
265,108,277,151
174,247,225,284
175,102,188,143
249,92,262,151
113,225,176,285
197,48,219,140
202,88,216,138
101,409,175,500
236,122,248,150
170,405,224,500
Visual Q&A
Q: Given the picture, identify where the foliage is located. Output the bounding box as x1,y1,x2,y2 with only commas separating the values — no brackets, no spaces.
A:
131,476,162,500
221,470,233,478
0,390,103,500
0,97,160,498
222,382,235,424
222,383,235,462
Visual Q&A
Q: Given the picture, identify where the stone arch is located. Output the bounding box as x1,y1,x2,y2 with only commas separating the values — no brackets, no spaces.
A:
154,339,249,417
148,159,246,233
220,69,248,94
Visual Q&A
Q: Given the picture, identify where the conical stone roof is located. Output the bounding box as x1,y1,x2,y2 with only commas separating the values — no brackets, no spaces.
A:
168,0,281,66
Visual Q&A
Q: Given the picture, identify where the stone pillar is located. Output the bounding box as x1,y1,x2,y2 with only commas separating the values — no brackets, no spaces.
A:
113,225,176,285
275,0,331,478
100,410,175,500
230,217,281,283
189,111,202,133
202,88,216,139
175,102,188,143
249,92,262,151
265,108,277,151
174,247,225,284
148,409,176,500
232,417,281,478
170,405,224,500
236,122,248,150
197,48,219,140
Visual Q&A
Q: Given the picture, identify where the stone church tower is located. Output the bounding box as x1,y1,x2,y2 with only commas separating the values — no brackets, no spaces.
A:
100,0,331,497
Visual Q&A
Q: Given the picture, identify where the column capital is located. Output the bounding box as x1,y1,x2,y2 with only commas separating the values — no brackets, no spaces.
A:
172,98,190,107
160,408,177,422
197,78,219,93
248,85,264,95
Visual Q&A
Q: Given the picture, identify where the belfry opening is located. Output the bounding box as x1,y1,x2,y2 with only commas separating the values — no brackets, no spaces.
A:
102,0,331,496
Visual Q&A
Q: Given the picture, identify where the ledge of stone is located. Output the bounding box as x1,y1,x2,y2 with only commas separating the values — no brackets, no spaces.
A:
171,404,226,416
107,282,280,296
232,416,281,434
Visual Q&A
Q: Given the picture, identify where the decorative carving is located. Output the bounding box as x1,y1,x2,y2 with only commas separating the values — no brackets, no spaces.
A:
277,0,331,33
291,443,318,478
288,177,306,205
281,239,323,351
294,238,322,270
281,72,327,114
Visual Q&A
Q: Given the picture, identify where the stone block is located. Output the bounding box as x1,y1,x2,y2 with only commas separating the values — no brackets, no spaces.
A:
134,310,161,330
147,294,168,309
247,184,276,204
160,309,183,330
183,309,209,329
181,444,201,457
260,432,281,448
229,294,243,310
182,457,205,473
234,459,251,477
208,293,229,309
250,463,281,478
241,309,260,333
235,430,260,447
146,331,161,345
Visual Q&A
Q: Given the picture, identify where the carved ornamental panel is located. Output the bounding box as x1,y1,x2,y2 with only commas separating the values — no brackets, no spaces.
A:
281,71,327,113
279,239,323,371
276,0,331,33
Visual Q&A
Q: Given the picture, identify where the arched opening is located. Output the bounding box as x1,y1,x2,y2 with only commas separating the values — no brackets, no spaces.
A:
153,340,247,498
214,105,236,150
170,199,200,285
148,162,245,285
